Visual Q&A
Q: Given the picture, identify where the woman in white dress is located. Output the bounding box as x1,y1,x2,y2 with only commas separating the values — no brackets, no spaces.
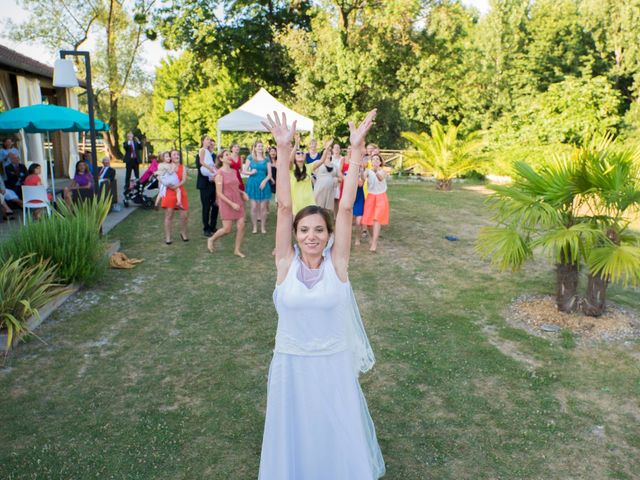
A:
258,110,385,480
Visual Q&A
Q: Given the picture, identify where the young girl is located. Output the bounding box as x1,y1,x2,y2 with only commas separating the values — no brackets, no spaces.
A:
244,140,272,234
63,161,94,207
362,153,389,252
199,135,217,180
207,150,249,258
155,151,182,208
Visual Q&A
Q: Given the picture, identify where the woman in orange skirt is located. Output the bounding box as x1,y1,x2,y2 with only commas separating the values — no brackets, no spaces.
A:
161,150,189,244
361,153,389,252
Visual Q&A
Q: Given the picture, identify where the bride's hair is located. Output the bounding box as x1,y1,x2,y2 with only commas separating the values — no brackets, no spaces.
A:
293,205,334,235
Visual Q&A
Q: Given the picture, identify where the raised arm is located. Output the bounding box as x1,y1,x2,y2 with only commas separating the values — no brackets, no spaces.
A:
312,140,333,171
289,133,300,169
332,109,377,281
261,112,297,274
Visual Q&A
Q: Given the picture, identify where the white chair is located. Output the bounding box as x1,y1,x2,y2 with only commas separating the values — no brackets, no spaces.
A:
21,186,52,224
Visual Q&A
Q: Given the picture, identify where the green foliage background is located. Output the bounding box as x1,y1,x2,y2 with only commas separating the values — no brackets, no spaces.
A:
30,0,639,170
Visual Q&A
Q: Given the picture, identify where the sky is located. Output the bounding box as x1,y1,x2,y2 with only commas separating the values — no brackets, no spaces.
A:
1,0,491,75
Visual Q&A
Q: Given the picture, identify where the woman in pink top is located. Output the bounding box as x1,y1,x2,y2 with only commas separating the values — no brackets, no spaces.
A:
207,149,249,257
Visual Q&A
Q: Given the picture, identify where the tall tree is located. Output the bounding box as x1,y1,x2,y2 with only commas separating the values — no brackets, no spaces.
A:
580,0,640,103
155,0,314,95
7,0,156,159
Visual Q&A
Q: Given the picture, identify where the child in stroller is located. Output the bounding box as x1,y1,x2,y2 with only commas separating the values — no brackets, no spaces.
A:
123,155,159,208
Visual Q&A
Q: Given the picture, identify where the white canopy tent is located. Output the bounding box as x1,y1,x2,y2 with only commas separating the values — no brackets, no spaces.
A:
216,88,314,149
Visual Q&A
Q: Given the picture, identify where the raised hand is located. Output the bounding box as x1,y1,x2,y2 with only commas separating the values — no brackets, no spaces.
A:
323,139,333,151
261,111,297,147
348,109,377,151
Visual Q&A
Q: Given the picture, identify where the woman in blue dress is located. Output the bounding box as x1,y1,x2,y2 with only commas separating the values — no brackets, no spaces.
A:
244,140,272,234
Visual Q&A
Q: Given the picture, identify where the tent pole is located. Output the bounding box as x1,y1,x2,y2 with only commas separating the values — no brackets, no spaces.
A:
217,129,221,153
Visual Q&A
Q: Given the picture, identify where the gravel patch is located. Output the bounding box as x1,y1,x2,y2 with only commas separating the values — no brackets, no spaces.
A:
505,294,640,344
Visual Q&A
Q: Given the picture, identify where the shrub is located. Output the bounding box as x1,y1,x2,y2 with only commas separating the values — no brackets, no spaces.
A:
0,193,111,284
0,256,70,350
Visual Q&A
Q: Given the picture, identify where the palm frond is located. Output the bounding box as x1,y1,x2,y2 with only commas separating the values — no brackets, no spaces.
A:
532,223,602,265
476,226,532,271
587,244,640,287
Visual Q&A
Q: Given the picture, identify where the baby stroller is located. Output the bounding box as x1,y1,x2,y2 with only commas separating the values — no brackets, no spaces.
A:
123,159,158,208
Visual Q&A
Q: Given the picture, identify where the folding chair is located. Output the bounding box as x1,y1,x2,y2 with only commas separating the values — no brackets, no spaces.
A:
21,186,52,224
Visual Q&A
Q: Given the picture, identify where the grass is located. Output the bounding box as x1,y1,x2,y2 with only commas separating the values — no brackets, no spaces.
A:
0,178,639,479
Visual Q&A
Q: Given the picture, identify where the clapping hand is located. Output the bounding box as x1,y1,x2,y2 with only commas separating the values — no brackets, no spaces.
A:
349,109,377,152
262,111,297,147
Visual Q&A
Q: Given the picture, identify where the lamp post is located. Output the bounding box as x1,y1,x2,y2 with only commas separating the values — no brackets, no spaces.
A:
53,50,99,190
164,96,182,163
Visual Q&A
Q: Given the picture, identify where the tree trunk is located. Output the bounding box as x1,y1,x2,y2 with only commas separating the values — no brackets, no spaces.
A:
436,178,452,191
104,0,122,160
555,261,579,313
107,92,122,159
582,273,609,317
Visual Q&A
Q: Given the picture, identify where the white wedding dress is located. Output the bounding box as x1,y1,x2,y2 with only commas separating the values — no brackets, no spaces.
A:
258,246,385,480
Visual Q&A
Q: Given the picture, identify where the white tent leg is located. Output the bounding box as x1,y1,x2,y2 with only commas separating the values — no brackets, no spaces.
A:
217,129,221,153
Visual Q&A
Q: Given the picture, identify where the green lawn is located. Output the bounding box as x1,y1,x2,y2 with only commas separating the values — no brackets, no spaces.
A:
1,180,639,479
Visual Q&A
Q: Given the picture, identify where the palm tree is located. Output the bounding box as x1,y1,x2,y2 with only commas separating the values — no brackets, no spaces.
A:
476,156,594,312
574,137,640,316
401,122,485,190
477,136,640,316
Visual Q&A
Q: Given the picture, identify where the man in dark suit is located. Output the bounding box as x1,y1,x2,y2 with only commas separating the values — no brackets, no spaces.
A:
4,152,27,199
195,146,218,237
98,156,118,203
122,132,142,194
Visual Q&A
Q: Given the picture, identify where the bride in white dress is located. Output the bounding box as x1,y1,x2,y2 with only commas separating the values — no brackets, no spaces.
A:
258,110,385,480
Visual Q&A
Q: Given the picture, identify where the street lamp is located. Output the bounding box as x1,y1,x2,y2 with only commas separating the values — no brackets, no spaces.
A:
53,51,99,190
164,96,182,163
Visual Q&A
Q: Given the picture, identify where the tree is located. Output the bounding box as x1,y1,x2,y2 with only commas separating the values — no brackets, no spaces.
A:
489,75,623,147
575,137,640,316
477,156,591,312
397,1,490,132
580,0,640,102
526,0,600,91
7,0,156,159
140,51,249,155
401,122,485,191
477,138,640,316
155,0,314,95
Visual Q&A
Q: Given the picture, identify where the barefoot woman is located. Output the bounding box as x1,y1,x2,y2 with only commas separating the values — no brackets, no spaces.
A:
207,150,248,258
258,110,385,479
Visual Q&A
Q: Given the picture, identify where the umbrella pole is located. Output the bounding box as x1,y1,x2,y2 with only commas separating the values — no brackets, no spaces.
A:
47,132,57,207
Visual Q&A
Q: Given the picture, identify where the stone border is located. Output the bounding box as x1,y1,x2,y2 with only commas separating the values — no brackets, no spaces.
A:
0,241,121,352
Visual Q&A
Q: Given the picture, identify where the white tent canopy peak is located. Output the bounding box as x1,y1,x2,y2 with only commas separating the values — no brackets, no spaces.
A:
217,88,314,133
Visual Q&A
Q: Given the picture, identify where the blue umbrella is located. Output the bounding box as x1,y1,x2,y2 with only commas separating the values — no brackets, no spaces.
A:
0,104,109,203
0,103,109,133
